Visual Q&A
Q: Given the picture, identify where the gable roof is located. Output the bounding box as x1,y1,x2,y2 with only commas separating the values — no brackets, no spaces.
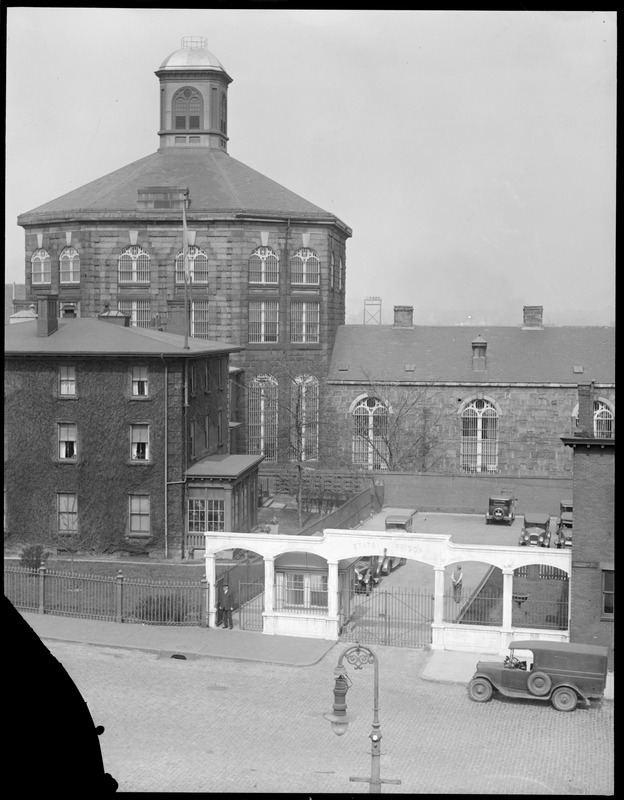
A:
17,149,351,233
327,324,615,385
4,318,241,358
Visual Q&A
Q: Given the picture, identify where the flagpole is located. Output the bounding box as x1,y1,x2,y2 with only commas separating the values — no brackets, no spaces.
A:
182,188,190,350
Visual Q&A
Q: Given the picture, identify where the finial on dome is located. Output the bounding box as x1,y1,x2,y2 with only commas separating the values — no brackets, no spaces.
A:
181,36,208,49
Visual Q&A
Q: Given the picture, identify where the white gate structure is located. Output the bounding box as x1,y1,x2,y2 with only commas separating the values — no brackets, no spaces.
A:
204,529,571,655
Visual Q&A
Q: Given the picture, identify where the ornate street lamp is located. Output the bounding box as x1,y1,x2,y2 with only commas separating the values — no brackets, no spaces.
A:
324,643,401,793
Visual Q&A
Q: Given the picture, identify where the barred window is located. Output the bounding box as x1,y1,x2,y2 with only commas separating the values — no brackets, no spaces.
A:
118,246,150,283
352,397,389,470
131,366,148,397
207,499,225,532
191,300,210,339
129,495,150,535
572,399,614,438
290,302,319,343
188,499,206,532
57,493,78,534
59,365,76,396
460,398,498,473
31,249,51,284
249,247,279,284
118,300,151,328
175,246,209,283
58,423,77,460
130,424,150,461
174,88,203,129
59,247,80,284
330,252,335,289
290,248,320,285
339,256,344,291
602,569,614,615
248,374,278,461
249,301,279,343
290,376,319,461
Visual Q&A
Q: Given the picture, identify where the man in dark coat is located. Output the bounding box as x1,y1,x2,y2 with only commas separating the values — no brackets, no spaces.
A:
220,585,234,629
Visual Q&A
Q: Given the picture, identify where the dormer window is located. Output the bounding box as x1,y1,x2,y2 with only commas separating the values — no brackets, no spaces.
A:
174,88,203,130
472,337,487,371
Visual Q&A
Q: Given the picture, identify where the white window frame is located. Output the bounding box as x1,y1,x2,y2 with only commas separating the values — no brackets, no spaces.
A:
131,365,148,397
58,423,78,461
275,571,328,610
573,399,615,439
188,498,206,532
129,495,150,536
460,398,499,473
175,246,209,284
352,397,389,470
31,249,51,285
248,375,278,461
290,302,320,344
130,424,150,462
249,301,279,343
290,248,320,285
191,300,210,338
206,499,225,532
57,493,78,534
59,247,80,284
59,365,76,397
118,246,151,284
249,247,279,284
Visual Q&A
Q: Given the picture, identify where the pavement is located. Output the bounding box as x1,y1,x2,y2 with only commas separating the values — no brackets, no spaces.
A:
16,610,614,699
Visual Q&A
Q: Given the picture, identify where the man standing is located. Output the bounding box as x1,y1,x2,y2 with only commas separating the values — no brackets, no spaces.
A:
220,585,234,629
451,565,463,604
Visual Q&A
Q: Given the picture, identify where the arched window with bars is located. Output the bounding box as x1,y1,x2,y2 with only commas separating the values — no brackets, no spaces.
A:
460,398,499,473
175,246,209,284
173,88,203,130
118,246,150,284
352,396,389,470
290,248,320,285
59,247,80,284
249,247,279,284
31,249,51,285
573,399,615,439
290,376,319,462
248,375,279,462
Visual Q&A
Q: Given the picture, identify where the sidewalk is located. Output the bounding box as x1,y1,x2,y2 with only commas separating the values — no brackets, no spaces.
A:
17,610,613,700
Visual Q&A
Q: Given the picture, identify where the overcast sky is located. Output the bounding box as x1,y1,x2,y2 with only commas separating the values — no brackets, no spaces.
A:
5,8,616,326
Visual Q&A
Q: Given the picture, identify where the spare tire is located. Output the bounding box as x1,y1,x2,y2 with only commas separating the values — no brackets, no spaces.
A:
494,508,504,519
527,671,552,696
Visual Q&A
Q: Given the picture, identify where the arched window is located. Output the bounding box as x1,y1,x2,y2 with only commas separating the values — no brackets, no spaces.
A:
220,93,227,134
59,247,80,284
248,375,278,462
290,376,319,462
31,249,51,285
461,398,498,473
118,246,150,284
175,246,209,283
249,247,279,284
290,248,320,285
352,397,389,470
174,88,203,130
573,400,615,439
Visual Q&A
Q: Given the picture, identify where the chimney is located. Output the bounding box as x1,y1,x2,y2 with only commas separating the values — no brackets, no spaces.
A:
37,294,58,337
471,335,487,371
394,305,414,327
576,382,595,437
522,305,543,329
98,302,131,327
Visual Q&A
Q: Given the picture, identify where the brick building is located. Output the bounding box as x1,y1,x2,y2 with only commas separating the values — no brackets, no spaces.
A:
4,296,262,557
13,37,351,463
561,384,614,664
324,304,615,477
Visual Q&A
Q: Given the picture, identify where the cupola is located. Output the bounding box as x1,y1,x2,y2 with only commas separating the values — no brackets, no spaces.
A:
155,37,233,152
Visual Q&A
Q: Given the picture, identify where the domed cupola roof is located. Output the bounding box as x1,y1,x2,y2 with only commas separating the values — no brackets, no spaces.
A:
159,36,227,73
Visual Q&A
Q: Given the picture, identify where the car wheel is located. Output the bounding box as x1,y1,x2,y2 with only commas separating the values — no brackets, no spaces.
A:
551,686,578,712
527,671,552,696
468,678,493,703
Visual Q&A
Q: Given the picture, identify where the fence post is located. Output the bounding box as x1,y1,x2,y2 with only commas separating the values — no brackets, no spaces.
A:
115,570,123,624
200,577,208,628
38,561,46,615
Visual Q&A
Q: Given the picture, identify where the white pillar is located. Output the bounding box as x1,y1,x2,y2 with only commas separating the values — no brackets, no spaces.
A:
433,567,445,625
264,556,275,613
327,560,339,617
206,552,217,628
502,568,514,630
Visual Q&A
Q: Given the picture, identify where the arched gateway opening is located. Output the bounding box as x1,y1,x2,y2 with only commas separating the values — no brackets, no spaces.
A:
204,529,571,653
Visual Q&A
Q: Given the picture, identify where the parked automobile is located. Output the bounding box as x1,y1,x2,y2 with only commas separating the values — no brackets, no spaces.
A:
519,513,551,547
385,510,417,533
467,639,609,712
556,512,573,549
559,499,573,516
354,556,383,593
485,495,516,525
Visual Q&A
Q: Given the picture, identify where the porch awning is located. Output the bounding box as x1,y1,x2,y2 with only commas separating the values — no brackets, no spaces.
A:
185,454,264,480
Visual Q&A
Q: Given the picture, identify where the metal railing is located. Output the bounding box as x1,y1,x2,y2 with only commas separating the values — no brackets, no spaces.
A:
447,588,569,630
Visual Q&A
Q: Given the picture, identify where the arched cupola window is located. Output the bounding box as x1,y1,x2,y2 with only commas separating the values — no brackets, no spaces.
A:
174,88,203,130
220,93,227,135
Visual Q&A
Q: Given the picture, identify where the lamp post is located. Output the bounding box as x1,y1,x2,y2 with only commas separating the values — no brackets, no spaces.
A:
324,643,401,793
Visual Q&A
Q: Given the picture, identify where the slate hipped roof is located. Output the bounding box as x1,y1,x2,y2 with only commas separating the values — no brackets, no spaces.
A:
17,149,351,232
327,325,615,385
4,318,241,358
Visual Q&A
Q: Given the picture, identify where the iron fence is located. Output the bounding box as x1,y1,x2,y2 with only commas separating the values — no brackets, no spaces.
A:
448,588,568,630
4,565,207,626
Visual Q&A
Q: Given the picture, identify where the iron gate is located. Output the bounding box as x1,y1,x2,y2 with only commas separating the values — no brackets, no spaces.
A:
340,588,434,648
238,581,264,631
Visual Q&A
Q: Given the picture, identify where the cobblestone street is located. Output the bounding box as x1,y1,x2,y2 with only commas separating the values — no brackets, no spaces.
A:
49,640,613,795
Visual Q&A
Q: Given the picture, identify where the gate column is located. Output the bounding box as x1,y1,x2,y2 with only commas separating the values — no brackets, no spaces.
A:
206,552,217,628
501,567,514,634
433,567,445,625
264,556,275,614
327,560,339,617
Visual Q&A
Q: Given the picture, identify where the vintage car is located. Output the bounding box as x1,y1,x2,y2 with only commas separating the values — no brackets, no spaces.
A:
467,639,609,712
519,513,551,547
485,495,516,525
384,510,417,533
559,499,573,516
556,512,573,549
354,556,383,593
